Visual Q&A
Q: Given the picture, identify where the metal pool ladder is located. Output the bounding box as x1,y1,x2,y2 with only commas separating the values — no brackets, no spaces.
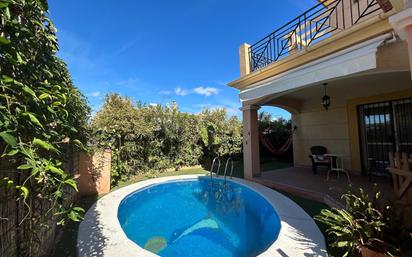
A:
210,157,221,181
223,158,234,184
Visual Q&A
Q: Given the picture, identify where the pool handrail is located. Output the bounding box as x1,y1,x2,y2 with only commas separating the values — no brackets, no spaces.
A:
210,157,221,181
224,158,234,184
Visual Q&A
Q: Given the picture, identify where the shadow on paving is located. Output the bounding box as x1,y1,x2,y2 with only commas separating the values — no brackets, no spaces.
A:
51,196,99,257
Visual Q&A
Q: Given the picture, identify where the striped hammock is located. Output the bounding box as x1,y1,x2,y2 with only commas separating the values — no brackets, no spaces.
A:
259,133,292,155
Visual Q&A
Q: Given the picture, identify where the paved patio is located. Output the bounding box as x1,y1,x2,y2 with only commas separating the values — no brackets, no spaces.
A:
252,167,395,208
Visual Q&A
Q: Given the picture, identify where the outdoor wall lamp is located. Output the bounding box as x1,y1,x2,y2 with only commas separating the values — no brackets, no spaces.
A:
321,83,331,111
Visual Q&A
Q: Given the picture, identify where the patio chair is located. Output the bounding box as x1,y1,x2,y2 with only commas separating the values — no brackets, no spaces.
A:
309,146,331,174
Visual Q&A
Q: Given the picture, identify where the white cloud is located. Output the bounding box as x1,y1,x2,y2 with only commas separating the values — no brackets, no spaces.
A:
86,91,102,98
193,103,212,109
174,87,190,96
159,90,172,95
193,86,219,96
115,78,140,87
89,91,101,97
169,86,219,97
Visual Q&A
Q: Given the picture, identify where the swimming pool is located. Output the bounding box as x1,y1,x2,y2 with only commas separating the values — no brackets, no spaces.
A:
77,175,327,257
118,178,280,257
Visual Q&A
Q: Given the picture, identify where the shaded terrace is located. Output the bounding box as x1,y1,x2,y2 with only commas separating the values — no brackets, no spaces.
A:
253,167,394,208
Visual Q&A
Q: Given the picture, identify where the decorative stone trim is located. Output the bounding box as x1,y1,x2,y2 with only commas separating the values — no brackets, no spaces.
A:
389,7,412,40
77,175,327,257
240,105,261,111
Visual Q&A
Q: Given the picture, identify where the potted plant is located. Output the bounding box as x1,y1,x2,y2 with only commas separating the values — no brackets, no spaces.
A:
315,189,404,257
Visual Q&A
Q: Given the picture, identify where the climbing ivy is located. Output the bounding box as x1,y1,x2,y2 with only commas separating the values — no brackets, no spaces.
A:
0,0,90,233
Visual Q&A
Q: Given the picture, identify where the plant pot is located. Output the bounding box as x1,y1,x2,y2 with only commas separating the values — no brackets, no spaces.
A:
360,246,391,257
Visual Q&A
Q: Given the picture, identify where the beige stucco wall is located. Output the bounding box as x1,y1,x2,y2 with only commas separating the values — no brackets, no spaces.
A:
292,98,351,170
292,108,350,168
287,71,412,173
78,149,111,197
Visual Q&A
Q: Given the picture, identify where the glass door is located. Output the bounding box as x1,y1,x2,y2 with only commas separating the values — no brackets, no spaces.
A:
358,98,412,177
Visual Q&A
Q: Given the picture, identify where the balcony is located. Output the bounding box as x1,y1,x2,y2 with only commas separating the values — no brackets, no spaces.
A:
249,0,384,73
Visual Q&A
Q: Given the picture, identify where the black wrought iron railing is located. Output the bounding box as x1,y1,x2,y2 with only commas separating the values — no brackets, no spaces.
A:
249,0,382,72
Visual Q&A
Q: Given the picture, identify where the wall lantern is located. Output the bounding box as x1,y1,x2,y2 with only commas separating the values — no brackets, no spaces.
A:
321,83,331,111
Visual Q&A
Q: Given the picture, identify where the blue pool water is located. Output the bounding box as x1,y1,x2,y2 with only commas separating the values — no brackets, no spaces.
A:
118,178,281,257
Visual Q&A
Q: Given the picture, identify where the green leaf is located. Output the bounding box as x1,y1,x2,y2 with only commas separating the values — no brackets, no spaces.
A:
2,75,13,83
0,177,13,187
22,85,37,99
22,112,44,129
73,139,85,150
72,206,85,212
0,131,17,147
0,3,9,9
39,93,51,100
68,209,82,222
54,190,62,198
15,51,24,64
65,179,78,191
31,168,39,176
17,164,33,170
3,148,19,156
36,0,48,11
33,138,58,153
7,180,13,188
45,165,64,176
16,186,29,199
0,36,10,44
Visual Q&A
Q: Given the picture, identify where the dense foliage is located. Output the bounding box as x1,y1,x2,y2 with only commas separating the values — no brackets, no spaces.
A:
91,94,243,186
0,0,89,241
315,189,411,257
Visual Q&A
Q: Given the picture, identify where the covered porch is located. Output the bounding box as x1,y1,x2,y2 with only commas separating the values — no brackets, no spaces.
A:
237,34,412,205
252,167,394,207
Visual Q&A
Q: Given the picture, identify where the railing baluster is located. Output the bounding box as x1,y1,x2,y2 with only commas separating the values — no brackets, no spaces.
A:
248,0,381,72
350,0,353,26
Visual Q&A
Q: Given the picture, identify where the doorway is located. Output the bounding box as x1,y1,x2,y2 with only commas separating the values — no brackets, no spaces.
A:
358,98,412,177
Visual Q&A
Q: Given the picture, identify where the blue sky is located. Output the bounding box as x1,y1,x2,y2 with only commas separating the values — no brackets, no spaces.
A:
48,0,318,119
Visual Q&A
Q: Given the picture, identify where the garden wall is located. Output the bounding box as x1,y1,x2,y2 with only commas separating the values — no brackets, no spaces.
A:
0,148,107,257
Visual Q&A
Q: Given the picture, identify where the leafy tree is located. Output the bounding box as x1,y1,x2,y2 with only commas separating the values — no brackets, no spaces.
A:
91,95,242,186
199,108,242,161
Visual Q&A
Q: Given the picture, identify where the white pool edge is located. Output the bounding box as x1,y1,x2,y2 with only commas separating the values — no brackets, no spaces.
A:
77,175,327,257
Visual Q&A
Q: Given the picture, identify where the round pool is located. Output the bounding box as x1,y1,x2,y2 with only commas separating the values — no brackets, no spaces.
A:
118,178,280,257
77,175,327,257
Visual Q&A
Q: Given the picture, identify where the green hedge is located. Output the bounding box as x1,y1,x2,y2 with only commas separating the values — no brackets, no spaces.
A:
90,94,243,186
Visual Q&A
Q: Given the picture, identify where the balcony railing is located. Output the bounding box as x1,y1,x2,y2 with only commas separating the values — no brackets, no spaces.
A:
249,0,382,72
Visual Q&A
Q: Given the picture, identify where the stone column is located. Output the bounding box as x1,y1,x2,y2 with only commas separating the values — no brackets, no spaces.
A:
241,105,261,179
390,5,412,79
239,43,251,77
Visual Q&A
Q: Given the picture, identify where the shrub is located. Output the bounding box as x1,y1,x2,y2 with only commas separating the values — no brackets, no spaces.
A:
91,94,242,186
315,189,409,257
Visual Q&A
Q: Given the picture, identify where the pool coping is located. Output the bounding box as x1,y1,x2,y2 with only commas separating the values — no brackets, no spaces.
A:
77,175,327,257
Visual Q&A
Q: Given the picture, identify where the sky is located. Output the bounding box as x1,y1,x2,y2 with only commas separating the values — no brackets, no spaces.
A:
48,0,318,119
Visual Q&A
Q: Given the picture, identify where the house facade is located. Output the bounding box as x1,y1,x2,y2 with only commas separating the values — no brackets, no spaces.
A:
229,0,412,180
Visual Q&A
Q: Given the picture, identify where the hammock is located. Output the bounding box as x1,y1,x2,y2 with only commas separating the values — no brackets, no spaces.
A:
259,133,292,155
